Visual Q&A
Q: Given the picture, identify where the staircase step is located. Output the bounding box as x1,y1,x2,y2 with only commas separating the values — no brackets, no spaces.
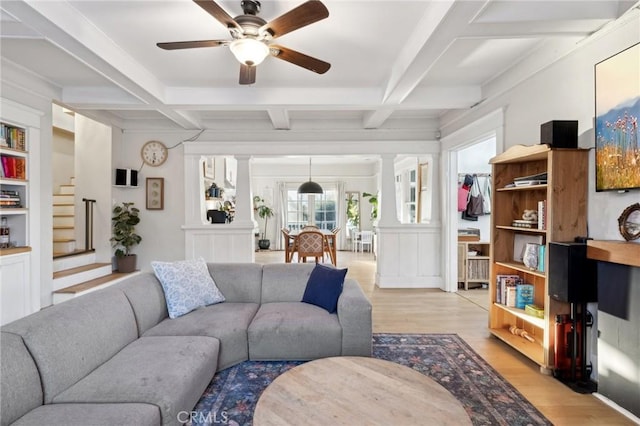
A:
53,271,139,305
53,249,95,262
58,184,75,195
53,239,76,254
53,262,112,291
53,215,74,227
53,250,96,271
53,194,74,204
53,204,74,215
53,227,75,240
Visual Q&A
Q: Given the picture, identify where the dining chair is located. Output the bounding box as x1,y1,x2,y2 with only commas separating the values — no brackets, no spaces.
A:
301,224,319,231
281,228,296,263
296,230,326,264
351,230,361,252
356,230,374,253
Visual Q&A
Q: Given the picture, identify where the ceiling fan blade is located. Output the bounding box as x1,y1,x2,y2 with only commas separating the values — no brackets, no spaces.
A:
157,40,228,50
239,64,256,85
260,0,329,38
270,45,330,74
193,0,242,32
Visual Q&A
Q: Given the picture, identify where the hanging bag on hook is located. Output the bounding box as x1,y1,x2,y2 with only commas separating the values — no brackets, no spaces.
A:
482,176,492,214
458,184,469,212
466,176,485,217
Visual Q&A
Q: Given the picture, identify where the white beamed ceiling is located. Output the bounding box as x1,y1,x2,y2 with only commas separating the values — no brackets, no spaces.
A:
1,0,637,134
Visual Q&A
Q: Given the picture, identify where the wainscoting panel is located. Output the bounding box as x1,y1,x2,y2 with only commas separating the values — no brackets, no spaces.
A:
375,225,442,288
184,225,255,263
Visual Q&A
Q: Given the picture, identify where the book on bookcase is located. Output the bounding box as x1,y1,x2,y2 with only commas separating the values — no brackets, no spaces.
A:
496,274,522,305
516,284,534,309
537,200,547,230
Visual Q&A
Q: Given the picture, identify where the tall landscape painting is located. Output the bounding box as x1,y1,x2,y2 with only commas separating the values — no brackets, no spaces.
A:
595,42,640,192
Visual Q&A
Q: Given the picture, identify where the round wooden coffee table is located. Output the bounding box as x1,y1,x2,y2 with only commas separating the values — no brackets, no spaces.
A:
253,356,471,425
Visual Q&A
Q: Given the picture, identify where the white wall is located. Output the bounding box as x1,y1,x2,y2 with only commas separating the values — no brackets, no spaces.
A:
52,129,74,193
52,104,75,193
113,132,188,270
74,114,112,260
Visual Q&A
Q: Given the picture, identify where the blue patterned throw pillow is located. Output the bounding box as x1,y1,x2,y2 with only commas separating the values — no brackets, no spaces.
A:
302,264,347,314
151,258,225,319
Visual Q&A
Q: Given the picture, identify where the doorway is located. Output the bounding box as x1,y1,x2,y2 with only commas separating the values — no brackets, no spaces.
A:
440,109,504,294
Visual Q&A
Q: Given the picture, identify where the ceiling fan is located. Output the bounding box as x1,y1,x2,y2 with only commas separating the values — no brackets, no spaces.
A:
157,0,330,85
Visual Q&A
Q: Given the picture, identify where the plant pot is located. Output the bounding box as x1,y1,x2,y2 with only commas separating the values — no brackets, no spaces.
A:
116,254,137,273
258,239,271,250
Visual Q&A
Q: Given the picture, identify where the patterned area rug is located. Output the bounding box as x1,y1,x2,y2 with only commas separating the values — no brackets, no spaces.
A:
191,333,551,426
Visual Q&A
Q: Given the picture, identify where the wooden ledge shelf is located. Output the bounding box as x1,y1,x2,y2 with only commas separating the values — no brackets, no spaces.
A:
0,246,31,256
587,240,640,268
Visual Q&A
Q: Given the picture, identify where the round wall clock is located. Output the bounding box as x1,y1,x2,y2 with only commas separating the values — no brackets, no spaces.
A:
141,140,168,167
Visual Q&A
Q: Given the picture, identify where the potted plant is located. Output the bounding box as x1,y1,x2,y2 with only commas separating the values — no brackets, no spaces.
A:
110,202,142,272
362,192,378,221
255,199,274,250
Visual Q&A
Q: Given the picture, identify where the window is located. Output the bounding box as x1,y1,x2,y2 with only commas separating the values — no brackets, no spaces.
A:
286,186,338,231
314,189,337,230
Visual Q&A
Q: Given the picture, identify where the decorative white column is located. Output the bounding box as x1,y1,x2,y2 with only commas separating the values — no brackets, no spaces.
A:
377,154,400,226
375,153,443,288
232,155,255,228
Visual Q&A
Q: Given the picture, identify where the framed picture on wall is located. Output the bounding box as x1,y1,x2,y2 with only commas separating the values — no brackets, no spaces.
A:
203,157,215,179
146,177,164,210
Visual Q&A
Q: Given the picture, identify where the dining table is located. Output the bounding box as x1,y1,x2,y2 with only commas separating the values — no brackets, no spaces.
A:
289,229,338,266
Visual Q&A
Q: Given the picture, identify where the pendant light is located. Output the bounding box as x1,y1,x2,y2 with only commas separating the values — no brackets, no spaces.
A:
298,158,323,194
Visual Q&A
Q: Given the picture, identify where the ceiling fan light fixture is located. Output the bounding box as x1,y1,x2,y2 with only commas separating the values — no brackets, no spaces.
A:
229,38,269,66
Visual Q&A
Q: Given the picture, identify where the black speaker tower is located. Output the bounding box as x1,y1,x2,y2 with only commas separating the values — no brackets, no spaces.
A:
548,241,597,393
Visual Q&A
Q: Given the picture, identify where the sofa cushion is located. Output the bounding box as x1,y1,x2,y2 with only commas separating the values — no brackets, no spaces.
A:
152,258,226,318
302,264,347,313
115,272,169,335
337,279,373,356
0,332,43,426
248,302,342,360
2,288,138,404
12,403,161,426
144,302,259,370
261,263,315,303
53,335,219,426
207,263,263,303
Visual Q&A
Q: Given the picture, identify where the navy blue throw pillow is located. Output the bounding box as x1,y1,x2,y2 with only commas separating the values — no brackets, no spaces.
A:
301,264,348,313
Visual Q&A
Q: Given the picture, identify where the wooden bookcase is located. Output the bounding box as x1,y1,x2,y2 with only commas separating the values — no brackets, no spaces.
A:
488,144,588,372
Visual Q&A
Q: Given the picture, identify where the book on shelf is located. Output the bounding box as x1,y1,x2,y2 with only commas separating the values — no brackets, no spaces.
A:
513,172,548,182
505,286,517,307
0,189,22,208
537,200,547,230
496,274,522,305
525,304,544,319
515,284,534,309
0,156,26,179
0,124,26,151
537,245,546,272
512,219,537,228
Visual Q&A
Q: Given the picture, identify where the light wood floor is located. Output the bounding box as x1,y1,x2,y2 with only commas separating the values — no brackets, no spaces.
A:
255,250,636,426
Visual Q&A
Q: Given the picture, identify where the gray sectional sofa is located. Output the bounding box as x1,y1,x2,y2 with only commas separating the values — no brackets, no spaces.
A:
1,262,372,426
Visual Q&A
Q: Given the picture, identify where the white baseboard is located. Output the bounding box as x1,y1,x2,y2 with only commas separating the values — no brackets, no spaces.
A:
593,393,640,425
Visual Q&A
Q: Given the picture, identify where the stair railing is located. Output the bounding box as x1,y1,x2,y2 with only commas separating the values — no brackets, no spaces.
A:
82,198,96,251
